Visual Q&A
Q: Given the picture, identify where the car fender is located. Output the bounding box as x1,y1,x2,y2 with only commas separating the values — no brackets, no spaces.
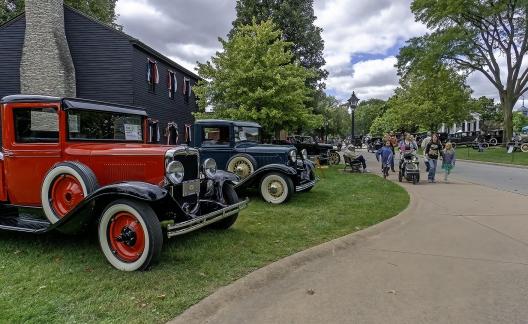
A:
50,182,168,234
234,164,297,191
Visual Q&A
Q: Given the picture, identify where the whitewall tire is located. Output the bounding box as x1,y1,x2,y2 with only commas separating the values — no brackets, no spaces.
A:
259,173,294,204
98,199,162,272
41,162,98,224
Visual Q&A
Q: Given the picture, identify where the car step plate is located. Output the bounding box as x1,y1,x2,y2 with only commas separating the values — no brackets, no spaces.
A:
182,179,200,197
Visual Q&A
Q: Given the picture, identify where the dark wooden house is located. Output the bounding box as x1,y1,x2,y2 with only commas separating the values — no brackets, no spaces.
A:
0,4,200,144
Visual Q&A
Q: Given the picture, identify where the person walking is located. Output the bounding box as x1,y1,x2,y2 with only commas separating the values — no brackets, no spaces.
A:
425,133,443,183
421,132,432,172
388,132,398,172
398,133,418,170
442,142,456,182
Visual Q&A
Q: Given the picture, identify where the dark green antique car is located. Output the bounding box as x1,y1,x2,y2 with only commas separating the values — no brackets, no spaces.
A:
189,120,317,204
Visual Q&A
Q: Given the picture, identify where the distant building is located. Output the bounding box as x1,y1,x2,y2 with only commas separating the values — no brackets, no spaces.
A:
519,105,528,117
439,113,482,134
0,1,199,144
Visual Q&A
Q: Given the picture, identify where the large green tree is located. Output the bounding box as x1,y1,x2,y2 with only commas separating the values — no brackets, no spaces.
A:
354,99,387,136
472,96,503,132
513,111,528,132
0,0,120,28
371,66,474,134
231,0,327,89
193,19,320,136
398,0,528,143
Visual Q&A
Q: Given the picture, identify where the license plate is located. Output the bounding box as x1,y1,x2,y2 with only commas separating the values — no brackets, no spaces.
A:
182,180,200,197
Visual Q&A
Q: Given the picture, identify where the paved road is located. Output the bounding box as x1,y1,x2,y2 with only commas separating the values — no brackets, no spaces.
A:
361,149,528,195
172,157,528,324
451,160,528,195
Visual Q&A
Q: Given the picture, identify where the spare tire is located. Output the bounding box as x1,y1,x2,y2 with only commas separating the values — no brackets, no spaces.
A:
41,162,98,223
227,154,257,180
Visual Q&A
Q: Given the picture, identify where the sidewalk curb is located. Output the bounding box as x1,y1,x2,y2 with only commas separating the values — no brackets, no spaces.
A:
457,158,528,169
169,184,415,324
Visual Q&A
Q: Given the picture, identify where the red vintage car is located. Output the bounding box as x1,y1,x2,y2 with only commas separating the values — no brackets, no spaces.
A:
0,95,247,271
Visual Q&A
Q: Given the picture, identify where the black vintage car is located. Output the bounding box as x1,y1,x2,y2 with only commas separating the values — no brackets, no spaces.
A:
284,135,341,165
448,131,479,147
189,120,317,204
367,137,384,153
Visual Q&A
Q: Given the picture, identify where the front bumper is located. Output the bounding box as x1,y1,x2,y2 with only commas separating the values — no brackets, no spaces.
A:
296,180,316,192
166,199,249,238
295,159,317,192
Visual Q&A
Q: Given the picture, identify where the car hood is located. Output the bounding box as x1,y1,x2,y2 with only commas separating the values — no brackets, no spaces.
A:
237,143,295,154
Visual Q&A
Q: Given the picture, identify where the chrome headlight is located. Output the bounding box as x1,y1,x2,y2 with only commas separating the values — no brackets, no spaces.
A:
301,149,308,160
203,158,217,178
166,160,184,184
289,149,297,163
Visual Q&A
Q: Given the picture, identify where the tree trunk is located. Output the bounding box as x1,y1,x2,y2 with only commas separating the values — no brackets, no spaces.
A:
501,94,514,145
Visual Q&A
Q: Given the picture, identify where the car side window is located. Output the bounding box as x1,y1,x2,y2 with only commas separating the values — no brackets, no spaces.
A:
13,108,59,143
202,127,230,146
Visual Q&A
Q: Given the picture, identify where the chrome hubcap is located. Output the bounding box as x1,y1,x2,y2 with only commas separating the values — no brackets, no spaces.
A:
268,180,284,198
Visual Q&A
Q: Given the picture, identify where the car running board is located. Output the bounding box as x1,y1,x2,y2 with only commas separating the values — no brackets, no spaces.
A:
0,214,51,233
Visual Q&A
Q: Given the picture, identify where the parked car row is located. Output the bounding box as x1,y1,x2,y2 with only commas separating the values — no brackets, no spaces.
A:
0,95,320,272
273,135,341,165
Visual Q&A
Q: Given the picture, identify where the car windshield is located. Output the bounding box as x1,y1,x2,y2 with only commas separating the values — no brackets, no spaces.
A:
235,126,260,143
67,109,144,142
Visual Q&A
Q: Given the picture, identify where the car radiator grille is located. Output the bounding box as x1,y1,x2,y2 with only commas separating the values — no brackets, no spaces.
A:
174,153,199,181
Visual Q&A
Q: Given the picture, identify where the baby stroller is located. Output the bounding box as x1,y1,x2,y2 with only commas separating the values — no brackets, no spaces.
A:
399,152,420,184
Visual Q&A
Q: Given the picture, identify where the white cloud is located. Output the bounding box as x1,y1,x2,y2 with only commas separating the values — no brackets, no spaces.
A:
115,1,526,109
314,0,428,101
327,57,399,100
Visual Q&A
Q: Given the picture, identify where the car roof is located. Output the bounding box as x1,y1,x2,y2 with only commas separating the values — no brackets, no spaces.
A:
1,95,147,116
196,119,261,128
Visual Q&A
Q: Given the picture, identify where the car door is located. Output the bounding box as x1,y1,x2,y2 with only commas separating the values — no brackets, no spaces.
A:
3,104,62,206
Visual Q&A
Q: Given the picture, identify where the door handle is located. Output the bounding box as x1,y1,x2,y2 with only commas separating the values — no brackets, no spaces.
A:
3,150,14,157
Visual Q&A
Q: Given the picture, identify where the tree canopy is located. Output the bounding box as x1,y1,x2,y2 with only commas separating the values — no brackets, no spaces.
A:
398,0,528,142
231,0,327,89
354,99,387,136
193,19,320,136
0,0,120,28
370,66,474,134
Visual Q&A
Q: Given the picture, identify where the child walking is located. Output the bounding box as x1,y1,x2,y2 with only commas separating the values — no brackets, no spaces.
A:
376,141,394,179
442,142,456,182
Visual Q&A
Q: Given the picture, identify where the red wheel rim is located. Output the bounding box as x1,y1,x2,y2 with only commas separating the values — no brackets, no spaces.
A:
50,174,85,218
108,212,145,263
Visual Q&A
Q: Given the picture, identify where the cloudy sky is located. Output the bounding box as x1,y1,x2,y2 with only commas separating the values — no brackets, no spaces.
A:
116,0,514,106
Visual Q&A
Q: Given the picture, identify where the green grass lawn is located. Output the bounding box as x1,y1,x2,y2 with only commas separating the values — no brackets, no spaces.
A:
455,146,528,166
0,167,409,323
416,147,527,166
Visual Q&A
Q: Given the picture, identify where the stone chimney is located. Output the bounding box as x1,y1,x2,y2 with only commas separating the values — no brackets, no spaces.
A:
20,0,76,97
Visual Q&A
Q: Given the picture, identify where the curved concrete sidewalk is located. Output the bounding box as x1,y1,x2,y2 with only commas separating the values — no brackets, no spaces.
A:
171,171,528,324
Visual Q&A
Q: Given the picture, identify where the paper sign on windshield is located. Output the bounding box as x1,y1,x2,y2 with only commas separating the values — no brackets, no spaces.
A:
124,124,142,141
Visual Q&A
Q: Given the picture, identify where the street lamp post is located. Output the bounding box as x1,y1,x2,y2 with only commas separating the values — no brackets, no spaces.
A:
347,91,360,145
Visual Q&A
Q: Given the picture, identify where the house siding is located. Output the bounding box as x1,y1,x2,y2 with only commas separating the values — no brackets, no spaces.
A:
132,46,198,143
0,17,25,101
0,6,199,145
0,16,25,142
64,7,133,105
